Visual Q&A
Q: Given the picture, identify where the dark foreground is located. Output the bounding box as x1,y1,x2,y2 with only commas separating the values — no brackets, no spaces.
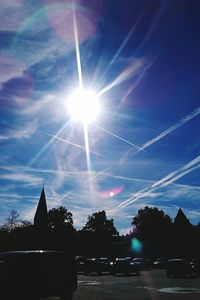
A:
39,269,200,300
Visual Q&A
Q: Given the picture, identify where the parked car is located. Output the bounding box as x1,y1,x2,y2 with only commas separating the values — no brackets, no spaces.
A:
110,257,140,276
99,257,112,273
83,257,112,275
166,258,196,278
153,257,167,269
83,258,103,275
75,256,85,273
0,250,77,300
132,258,151,270
192,258,200,275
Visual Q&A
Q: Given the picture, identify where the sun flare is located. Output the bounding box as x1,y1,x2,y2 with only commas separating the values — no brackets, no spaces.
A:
67,88,100,124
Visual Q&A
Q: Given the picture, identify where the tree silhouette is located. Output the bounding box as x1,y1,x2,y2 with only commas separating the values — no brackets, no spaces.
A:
48,206,73,229
47,206,77,250
132,206,172,235
82,210,119,237
4,210,21,232
132,206,173,256
80,210,119,256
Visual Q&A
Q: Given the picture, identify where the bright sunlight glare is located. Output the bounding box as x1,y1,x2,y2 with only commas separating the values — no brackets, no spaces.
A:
67,88,100,124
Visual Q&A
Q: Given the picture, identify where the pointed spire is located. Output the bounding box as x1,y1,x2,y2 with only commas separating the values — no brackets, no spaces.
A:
174,208,191,227
34,187,48,229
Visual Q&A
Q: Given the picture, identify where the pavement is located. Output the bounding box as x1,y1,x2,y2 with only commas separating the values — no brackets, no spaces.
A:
72,269,200,300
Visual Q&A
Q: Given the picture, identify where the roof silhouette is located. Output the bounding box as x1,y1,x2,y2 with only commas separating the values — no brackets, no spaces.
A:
174,208,191,226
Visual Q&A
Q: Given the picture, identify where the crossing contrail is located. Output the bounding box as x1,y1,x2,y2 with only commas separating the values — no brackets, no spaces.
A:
48,134,105,158
107,154,200,215
93,123,144,152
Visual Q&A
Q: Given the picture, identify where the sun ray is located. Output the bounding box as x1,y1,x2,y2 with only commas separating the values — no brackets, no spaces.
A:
72,3,96,204
72,2,83,89
83,123,91,172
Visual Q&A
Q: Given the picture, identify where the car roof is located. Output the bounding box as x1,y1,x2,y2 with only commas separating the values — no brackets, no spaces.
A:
167,258,185,262
116,257,131,261
0,250,72,258
1,250,69,254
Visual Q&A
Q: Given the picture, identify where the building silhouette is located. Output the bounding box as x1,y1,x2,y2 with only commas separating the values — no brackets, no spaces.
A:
34,187,48,229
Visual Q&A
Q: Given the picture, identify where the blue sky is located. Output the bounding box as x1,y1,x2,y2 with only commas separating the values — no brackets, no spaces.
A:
0,0,200,234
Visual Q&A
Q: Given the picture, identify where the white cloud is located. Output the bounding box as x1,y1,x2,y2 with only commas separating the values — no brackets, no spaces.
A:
0,172,42,185
0,119,38,141
0,5,74,87
0,53,26,87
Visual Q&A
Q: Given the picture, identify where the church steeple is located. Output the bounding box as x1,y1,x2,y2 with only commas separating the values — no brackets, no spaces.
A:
34,187,48,229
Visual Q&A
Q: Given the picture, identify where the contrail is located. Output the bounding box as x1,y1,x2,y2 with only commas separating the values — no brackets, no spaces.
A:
48,134,105,157
29,121,70,166
97,8,147,86
111,155,200,212
107,154,200,215
132,106,200,156
93,123,144,151
120,62,152,108
152,154,200,188
60,191,73,201
98,59,145,96
159,164,200,188
88,167,112,182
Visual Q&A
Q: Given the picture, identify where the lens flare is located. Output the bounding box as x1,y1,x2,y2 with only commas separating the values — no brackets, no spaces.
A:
131,238,142,254
44,0,102,44
99,186,124,198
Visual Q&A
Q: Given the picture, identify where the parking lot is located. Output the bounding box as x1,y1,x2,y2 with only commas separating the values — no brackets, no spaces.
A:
71,269,200,300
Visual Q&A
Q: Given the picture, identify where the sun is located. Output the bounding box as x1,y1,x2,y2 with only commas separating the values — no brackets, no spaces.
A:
67,88,100,124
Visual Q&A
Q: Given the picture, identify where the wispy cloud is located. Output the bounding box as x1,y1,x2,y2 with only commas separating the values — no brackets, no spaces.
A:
0,172,42,186
98,58,147,96
0,119,38,141
0,6,74,88
187,210,200,220
18,94,58,116
0,1,29,32
0,53,26,88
